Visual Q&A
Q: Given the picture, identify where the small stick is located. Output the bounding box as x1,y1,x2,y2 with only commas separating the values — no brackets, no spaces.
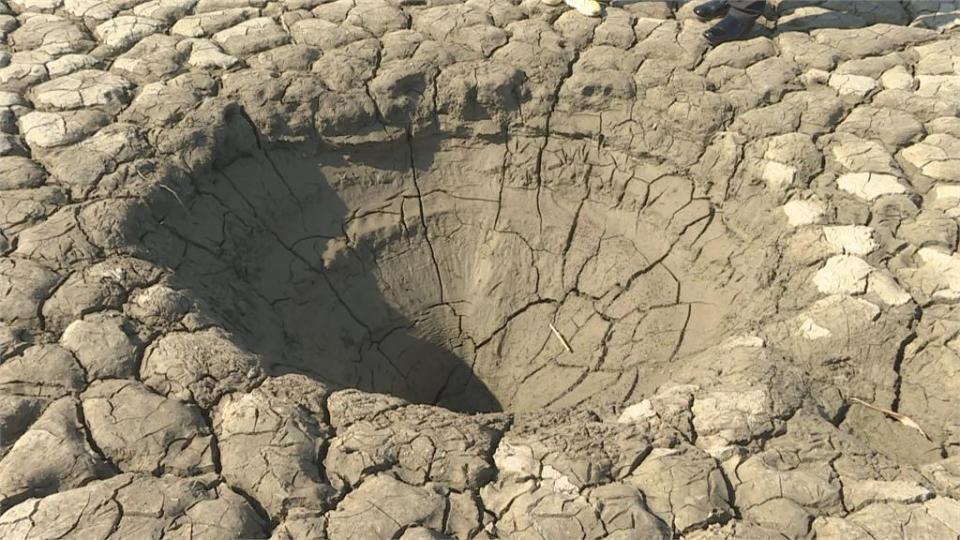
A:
549,323,573,353
157,183,189,213
850,397,930,441
136,165,190,213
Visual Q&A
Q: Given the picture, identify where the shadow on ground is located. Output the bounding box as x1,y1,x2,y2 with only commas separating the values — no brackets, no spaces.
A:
142,110,502,413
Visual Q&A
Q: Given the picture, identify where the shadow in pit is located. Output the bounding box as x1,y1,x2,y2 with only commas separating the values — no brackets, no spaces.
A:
141,108,501,414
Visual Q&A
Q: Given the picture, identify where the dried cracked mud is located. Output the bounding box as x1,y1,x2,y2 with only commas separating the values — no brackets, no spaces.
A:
1,0,960,538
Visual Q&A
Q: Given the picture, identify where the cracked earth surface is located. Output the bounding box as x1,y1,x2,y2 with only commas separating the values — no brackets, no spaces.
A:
0,0,960,538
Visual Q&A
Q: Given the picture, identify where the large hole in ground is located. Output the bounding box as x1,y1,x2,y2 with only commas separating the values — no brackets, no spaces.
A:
151,125,758,414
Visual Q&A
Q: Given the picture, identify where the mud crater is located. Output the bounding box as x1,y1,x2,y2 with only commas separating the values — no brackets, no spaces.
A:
152,121,750,414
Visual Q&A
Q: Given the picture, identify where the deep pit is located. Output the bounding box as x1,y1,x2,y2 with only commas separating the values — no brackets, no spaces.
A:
145,123,761,414
4,1,960,538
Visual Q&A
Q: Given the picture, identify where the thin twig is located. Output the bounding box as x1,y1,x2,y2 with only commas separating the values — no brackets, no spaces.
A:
136,165,190,213
850,397,930,440
157,183,189,213
549,323,573,353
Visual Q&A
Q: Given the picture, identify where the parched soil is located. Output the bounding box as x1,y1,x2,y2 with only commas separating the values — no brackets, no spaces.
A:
1,0,960,538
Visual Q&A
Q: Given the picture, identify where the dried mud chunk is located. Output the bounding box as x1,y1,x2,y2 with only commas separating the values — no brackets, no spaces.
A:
900,247,960,302
0,257,58,330
490,38,570,122
112,34,187,84
289,18,370,51
9,15,94,56
922,455,960,498
592,9,637,49
325,475,446,540
812,254,873,295
122,71,218,127
64,0,145,20
0,61,48,95
902,134,960,182
77,196,153,255
873,88,959,122
629,446,733,533
619,384,699,446
836,172,908,201
369,60,437,128
829,133,899,175
743,497,813,540
325,391,503,491
213,17,289,56
828,72,878,101
60,311,140,379
686,520,799,539
397,528,448,540
195,0,265,13
0,474,266,539
0,156,45,190
0,394,46,455
414,4,506,57
171,7,260,38
315,89,384,140
575,45,642,74
898,305,960,448
0,344,85,398
380,30,427,64
486,479,612,539
345,1,409,36
0,396,111,510
765,294,909,407
45,53,99,78
183,37,239,69
898,211,958,251
14,206,102,268
140,328,265,408
43,123,150,199
845,479,933,511
692,386,792,455
81,379,215,475
247,43,321,73
632,344,802,455
326,389,408,430
497,411,652,489
586,482,671,538
734,449,844,515
731,89,844,138
552,9,602,50
0,185,66,236
269,509,327,540
163,483,268,539
558,69,636,110
819,499,960,539
42,257,161,334
215,375,335,520
700,37,778,73
837,106,923,149
483,470,670,539
221,70,324,140
28,69,133,112
18,109,111,149
760,132,822,187
125,282,194,327
312,38,379,92
94,15,166,52
813,25,937,59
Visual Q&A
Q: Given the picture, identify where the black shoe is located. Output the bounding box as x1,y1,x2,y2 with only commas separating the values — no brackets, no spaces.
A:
693,0,729,20
703,14,756,46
